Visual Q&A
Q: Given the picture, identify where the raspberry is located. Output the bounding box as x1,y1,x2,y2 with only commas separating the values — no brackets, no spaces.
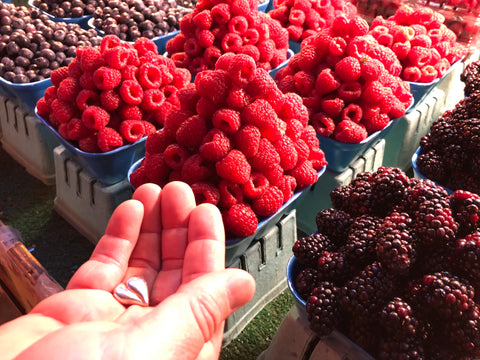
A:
329,36,347,57
134,37,158,56
242,98,277,130
119,80,143,105
311,112,335,137
337,81,362,102
57,77,80,103
228,15,249,35
216,149,251,184
36,97,50,118
221,32,243,52
50,67,69,87
118,104,143,121
274,135,299,171
230,0,252,16
196,96,217,118
140,89,164,111
419,65,438,83
79,72,96,90
289,8,306,27
212,108,241,135
93,66,121,91
119,120,147,143
242,172,269,199
294,138,310,164
137,63,163,89
294,71,315,96
239,44,260,62
68,58,83,79
227,53,256,87
66,118,92,141
163,143,190,170
50,99,75,124
277,93,309,126
144,153,170,183
103,46,130,69
195,69,230,104
340,103,363,123
320,96,344,118
176,115,209,149
191,182,220,205
197,29,215,48
199,128,232,162
407,46,432,68
257,39,275,63
219,180,244,209
81,105,110,131
250,137,282,171
76,89,99,110
252,185,284,217
121,65,138,81
363,111,390,134
402,66,422,82
211,3,231,24
78,134,100,153
193,9,213,29
223,203,258,238
97,127,123,153
334,56,361,82
287,160,318,188
334,119,368,143
181,154,214,184
184,38,203,58
145,130,174,154
79,47,104,72
233,125,261,158
315,68,341,95
243,28,260,45
129,164,149,189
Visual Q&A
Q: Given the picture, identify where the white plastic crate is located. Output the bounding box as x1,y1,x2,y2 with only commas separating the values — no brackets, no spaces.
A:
223,209,297,346
257,306,375,360
53,145,133,244
295,139,385,236
0,95,58,185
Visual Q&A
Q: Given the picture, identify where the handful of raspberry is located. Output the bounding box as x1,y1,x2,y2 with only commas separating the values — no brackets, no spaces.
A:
165,0,290,76
36,35,191,153
275,15,413,144
131,53,327,239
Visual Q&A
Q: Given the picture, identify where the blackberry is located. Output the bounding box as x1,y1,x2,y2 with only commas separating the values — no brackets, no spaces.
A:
316,250,357,286
446,170,480,195
292,233,334,267
342,312,380,356
410,246,453,278
461,60,480,97
380,297,419,338
295,267,320,300
456,117,480,152
343,214,382,268
448,305,480,357
453,233,480,288
330,175,374,217
339,262,396,316
305,281,343,337
369,167,410,215
315,208,353,247
377,334,426,360
449,190,480,236
416,150,449,185
413,198,458,248
376,213,416,276
406,178,449,216
411,271,475,322
424,119,458,149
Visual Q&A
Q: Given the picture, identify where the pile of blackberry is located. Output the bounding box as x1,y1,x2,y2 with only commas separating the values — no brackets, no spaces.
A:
416,91,480,194
292,167,480,359
461,60,480,97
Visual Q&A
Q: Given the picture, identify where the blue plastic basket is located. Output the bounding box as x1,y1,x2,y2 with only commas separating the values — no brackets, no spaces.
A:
268,49,294,79
286,255,307,316
411,147,453,194
88,18,179,55
258,0,269,12
36,108,147,185
289,40,301,54
28,0,92,29
0,76,52,112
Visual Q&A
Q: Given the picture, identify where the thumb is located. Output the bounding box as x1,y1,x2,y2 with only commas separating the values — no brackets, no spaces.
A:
137,268,256,360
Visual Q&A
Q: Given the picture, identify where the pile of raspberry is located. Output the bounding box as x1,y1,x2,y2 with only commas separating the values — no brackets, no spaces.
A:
36,35,191,153
130,53,327,238
416,90,480,194
165,0,290,76
275,15,413,144
292,166,480,359
368,4,467,83
268,0,358,43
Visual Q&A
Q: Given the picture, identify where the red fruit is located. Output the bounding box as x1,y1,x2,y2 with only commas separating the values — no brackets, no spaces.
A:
134,37,158,56
181,154,214,184
137,63,163,89
120,120,147,143
50,99,75,124
311,112,335,137
97,127,123,152
119,80,144,105
315,68,341,95
334,119,368,143
242,172,269,199
252,185,284,217
144,153,170,183
320,95,344,118
199,128,232,162
176,115,209,148
66,118,92,141
78,134,100,153
337,81,362,102
287,160,318,188
242,98,277,130
76,89,99,110
129,163,149,189
249,138,281,171
195,69,230,104
223,203,258,238
211,3,231,24
163,144,191,170
233,125,261,158
212,108,241,135
216,149,251,184
191,182,220,205
363,111,390,134
79,47,104,72
340,103,363,123
82,106,110,130
50,67,69,87
103,46,130,69
334,56,361,82
227,53,256,87
145,130,174,154
219,180,244,209
57,77,80,103
407,46,432,68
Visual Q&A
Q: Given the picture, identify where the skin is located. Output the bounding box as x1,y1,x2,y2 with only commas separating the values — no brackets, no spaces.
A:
0,182,256,360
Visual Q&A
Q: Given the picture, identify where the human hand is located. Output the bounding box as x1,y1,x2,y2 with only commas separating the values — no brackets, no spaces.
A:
0,182,256,360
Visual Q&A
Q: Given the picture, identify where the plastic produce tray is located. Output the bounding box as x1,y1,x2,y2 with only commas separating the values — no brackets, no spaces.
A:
295,139,385,236
223,209,297,346
36,109,147,185
52,145,134,244
0,95,58,185
0,77,51,113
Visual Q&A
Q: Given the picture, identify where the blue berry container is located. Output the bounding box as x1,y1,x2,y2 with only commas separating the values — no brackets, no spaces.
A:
35,108,147,185
288,40,301,54
286,255,308,321
87,18,179,55
258,0,270,12
0,76,52,112
411,147,453,194
268,49,294,79
28,0,93,29
129,159,326,266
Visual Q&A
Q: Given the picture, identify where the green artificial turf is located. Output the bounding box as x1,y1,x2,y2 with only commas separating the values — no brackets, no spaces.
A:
0,145,294,359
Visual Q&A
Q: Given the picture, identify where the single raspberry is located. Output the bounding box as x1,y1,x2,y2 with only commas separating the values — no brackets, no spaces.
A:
68,58,83,79
57,77,80,103
212,108,241,135
119,80,144,105
137,63,163,89
195,69,230,104
320,95,344,118
129,163,149,189
191,182,220,206
79,72,96,91
251,185,284,217
407,46,432,68
216,149,251,184
227,53,256,87
50,67,69,87
199,128,232,162
103,46,129,70
337,81,362,102
249,138,281,171
141,89,165,111
97,127,123,153
78,134,100,153
162,143,190,171
79,46,104,72
334,120,368,143
232,125,261,158
211,3,231,24
143,153,170,184
119,120,147,143
221,32,243,52
82,106,110,131
176,115,209,149
193,9,213,29
311,112,335,137
181,154,215,184
315,68,341,96
134,37,158,56
287,160,318,189
402,66,422,82
340,103,363,123
76,89,99,111
66,118,92,141
273,135,298,171
362,111,390,134
242,98,278,130
334,56,361,82
419,65,438,83
118,104,143,121
223,202,258,238
145,130,174,154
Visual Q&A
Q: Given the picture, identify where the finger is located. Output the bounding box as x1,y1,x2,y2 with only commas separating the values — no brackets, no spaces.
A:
120,269,256,360
122,183,163,293
150,181,197,303
67,199,144,291
183,203,225,284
